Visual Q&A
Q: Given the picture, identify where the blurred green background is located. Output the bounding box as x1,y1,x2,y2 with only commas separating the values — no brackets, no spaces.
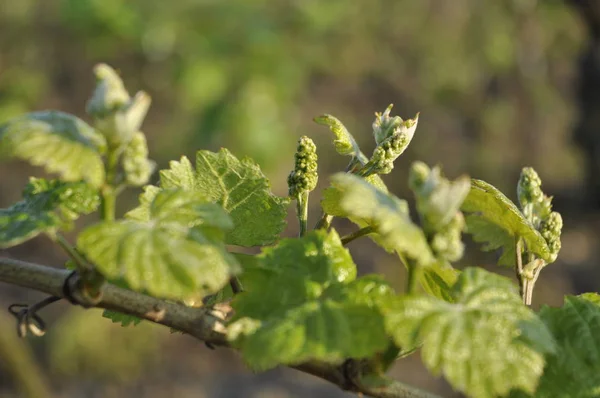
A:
1,0,599,397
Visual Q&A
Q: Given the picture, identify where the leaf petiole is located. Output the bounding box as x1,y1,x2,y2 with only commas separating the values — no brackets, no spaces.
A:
340,226,375,245
406,259,420,295
55,233,91,271
516,237,524,300
314,212,333,230
100,148,121,221
55,233,105,300
230,276,243,294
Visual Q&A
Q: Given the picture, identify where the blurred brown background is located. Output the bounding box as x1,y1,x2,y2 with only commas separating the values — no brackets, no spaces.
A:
0,0,598,397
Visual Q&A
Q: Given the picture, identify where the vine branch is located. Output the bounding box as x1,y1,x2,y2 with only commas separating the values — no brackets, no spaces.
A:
0,257,440,398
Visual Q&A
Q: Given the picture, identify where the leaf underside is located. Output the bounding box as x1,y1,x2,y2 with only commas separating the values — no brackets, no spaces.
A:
461,179,550,266
0,111,106,187
0,178,99,248
78,189,239,300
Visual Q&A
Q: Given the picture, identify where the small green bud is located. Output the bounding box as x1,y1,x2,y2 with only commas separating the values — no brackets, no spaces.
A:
288,136,318,197
86,64,151,147
367,146,394,175
538,195,553,222
540,211,562,263
409,161,431,192
430,212,465,262
518,167,555,228
122,131,156,186
518,167,543,209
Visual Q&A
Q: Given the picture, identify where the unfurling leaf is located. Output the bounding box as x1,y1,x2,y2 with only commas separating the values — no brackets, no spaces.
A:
461,179,550,265
78,189,239,300
385,268,555,398
359,110,419,177
0,178,99,248
314,114,368,163
87,64,151,147
0,111,106,187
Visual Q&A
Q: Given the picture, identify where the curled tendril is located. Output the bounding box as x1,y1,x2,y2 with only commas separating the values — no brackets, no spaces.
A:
8,296,61,337
7,270,103,338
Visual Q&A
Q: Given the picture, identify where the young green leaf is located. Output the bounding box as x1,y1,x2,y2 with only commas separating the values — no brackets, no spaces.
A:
313,113,389,191
77,189,239,300
513,294,600,397
233,230,357,320
461,179,550,265
322,173,434,265
385,268,555,398
128,149,289,247
230,274,392,371
124,185,160,222
231,296,390,371
0,111,106,187
0,178,99,248
228,231,392,370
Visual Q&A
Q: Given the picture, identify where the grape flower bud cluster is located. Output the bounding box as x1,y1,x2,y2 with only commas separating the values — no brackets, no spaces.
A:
288,136,318,197
122,132,156,186
359,105,418,177
517,167,562,263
